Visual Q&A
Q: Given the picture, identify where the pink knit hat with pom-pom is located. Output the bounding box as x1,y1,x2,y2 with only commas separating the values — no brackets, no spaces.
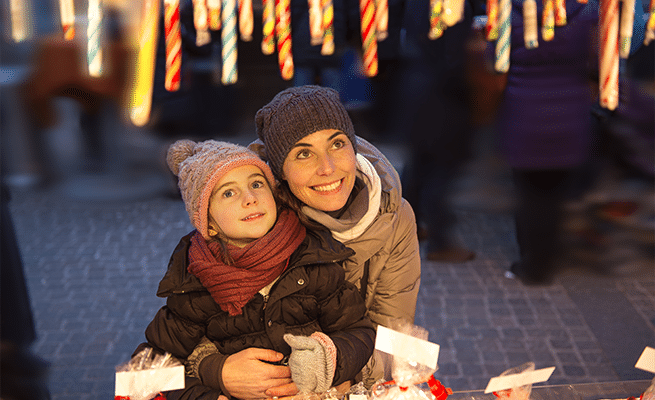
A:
167,139,277,240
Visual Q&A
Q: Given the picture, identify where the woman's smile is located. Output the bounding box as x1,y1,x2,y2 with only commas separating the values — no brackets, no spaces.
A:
311,179,344,193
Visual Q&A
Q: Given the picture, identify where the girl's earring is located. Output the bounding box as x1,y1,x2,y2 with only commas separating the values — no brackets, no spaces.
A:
208,227,218,237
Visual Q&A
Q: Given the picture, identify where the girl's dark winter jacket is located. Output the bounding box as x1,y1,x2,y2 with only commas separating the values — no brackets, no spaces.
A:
140,228,376,400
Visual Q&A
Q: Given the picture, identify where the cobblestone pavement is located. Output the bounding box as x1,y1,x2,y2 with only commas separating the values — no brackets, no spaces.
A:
6,141,655,400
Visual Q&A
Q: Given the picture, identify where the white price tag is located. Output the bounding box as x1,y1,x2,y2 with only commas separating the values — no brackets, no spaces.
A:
115,365,185,397
635,346,655,373
484,367,555,393
374,325,440,370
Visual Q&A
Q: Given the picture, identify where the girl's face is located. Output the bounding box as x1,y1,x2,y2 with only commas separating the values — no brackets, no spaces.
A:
208,165,277,247
282,129,357,212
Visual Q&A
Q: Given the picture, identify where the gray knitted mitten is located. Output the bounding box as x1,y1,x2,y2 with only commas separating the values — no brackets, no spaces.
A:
283,333,336,393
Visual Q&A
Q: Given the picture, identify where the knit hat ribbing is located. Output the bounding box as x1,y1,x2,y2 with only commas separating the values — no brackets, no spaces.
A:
255,85,357,177
167,139,276,240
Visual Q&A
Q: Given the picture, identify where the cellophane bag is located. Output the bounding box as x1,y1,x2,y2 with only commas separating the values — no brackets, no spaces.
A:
114,348,184,400
492,362,535,400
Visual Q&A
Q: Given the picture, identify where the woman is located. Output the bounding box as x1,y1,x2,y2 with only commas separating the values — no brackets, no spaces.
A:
185,85,421,400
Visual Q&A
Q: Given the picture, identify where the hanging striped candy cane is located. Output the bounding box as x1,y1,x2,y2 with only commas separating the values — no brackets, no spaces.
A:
193,0,211,45
59,0,75,40
262,0,276,54
619,0,635,57
208,0,221,30
577,0,588,4
164,0,182,91
130,0,160,127
9,0,30,42
486,0,499,40
554,0,566,26
443,0,465,27
599,0,619,110
275,0,294,80
494,0,511,72
239,0,254,41
87,0,103,77
646,0,655,45
376,0,388,40
309,0,323,45
542,0,555,41
429,0,445,39
321,0,335,55
523,0,538,48
360,0,378,77
222,0,239,83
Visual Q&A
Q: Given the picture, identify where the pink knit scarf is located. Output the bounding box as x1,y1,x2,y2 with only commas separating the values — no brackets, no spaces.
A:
188,209,306,316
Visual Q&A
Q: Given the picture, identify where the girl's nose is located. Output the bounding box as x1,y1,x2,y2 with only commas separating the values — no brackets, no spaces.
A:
243,190,257,206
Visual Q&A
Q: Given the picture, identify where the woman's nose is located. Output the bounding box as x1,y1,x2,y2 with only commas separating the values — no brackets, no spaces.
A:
317,154,335,176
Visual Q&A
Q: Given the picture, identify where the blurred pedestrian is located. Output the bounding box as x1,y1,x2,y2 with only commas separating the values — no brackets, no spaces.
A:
495,0,599,284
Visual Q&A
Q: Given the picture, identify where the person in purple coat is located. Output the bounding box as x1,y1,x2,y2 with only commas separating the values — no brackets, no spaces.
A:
494,0,599,284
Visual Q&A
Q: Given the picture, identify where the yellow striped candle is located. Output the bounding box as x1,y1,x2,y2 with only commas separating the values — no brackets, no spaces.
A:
275,0,294,80
619,0,634,57
486,0,499,40
59,0,75,40
87,0,103,77
494,0,511,72
239,0,254,41
523,0,538,48
360,0,378,77
130,0,160,127
646,0,655,45
9,0,31,42
309,0,323,45
542,0,555,41
164,0,182,91
223,0,239,83
376,0,388,40
208,0,222,30
429,0,445,39
599,0,619,110
262,0,276,54
321,0,335,55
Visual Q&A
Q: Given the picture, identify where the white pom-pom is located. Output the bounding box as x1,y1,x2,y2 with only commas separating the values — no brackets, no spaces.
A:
166,139,196,176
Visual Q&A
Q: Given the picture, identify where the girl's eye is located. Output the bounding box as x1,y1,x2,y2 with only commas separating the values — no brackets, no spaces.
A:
251,180,266,189
222,189,235,198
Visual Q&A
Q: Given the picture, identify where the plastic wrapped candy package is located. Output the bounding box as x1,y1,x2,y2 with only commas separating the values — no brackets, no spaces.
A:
641,377,655,400
114,348,184,400
492,362,536,400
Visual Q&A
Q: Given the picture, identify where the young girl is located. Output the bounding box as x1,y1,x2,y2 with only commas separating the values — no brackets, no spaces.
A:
137,139,375,400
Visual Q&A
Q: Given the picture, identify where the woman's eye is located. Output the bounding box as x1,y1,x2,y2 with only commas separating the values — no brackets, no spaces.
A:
332,138,346,149
296,149,311,160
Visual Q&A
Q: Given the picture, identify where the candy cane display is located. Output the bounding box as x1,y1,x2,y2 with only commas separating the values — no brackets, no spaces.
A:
262,0,276,54
208,0,221,30
599,0,619,110
376,0,388,40
494,0,511,72
164,0,182,91
130,0,160,127
223,0,239,83
9,0,30,42
87,0,103,77
239,0,254,41
321,0,335,55
554,0,566,26
646,0,655,45
429,0,445,39
59,0,75,40
360,0,378,77
486,0,499,40
275,0,294,80
193,0,211,46
309,0,323,45
542,0,555,41
523,0,538,48
619,0,635,57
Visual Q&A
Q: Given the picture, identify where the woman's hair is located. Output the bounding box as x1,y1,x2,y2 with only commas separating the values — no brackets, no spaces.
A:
274,181,325,231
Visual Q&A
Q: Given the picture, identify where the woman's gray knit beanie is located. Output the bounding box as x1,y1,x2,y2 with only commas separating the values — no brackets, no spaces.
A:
254,85,356,177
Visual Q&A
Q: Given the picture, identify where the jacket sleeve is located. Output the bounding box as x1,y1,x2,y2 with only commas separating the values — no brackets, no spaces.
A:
366,199,421,328
314,265,376,387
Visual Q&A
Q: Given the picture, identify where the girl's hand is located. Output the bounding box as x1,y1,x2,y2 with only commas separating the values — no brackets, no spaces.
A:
222,348,295,400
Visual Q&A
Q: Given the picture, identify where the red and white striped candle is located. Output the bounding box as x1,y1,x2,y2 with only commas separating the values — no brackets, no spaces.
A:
164,0,182,91
321,0,335,54
208,0,221,30
619,0,635,57
360,0,378,77
239,0,254,41
275,0,294,80
599,0,619,110
59,0,75,40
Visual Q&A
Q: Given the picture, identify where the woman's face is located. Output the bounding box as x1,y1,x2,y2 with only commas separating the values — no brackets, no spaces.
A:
282,129,357,212
208,165,277,247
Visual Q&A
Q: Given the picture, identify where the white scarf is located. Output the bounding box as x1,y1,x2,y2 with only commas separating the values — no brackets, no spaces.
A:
302,154,382,242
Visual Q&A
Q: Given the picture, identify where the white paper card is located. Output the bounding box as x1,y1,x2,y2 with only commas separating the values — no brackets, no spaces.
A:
635,346,655,373
115,365,185,396
375,325,440,370
484,367,555,393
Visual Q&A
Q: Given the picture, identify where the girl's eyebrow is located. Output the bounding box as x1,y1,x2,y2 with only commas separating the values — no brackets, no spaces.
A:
213,173,266,194
290,131,345,149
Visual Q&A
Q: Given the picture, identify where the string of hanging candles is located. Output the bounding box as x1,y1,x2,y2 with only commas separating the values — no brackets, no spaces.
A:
275,0,294,80
320,0,335,55
59,0,76,40
208,0,222,30
222,0,239,84
239,0,254,41
599,0,619,110
87,0,103,77
646,0,655,45
9,0,31,42
359,0,378,77
261,0,276,54
619,0,635,58
164,0,182,91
